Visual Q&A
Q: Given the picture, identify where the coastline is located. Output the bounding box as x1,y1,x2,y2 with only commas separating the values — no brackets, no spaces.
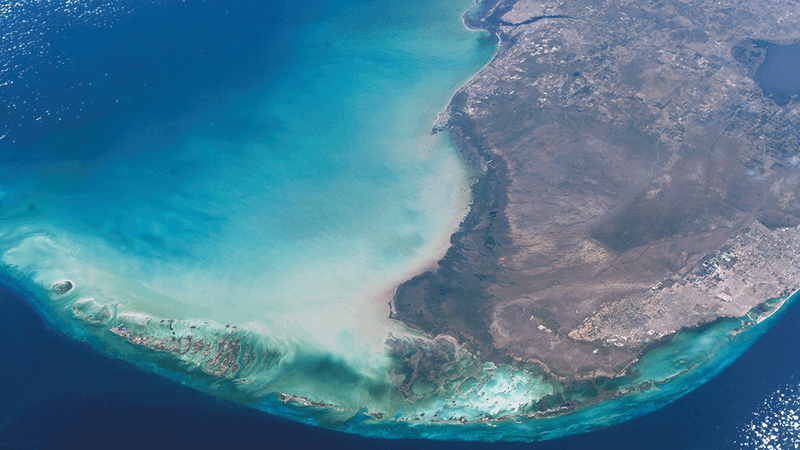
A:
390,0,513,361
390,0,800,430
4,0,800,442
2,258,795,443
4,275,800,447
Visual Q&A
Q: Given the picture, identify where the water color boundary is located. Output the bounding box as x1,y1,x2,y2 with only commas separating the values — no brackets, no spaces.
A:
1,252,796,442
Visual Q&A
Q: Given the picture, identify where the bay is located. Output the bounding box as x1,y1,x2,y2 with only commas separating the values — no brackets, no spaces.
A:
1,0,797,445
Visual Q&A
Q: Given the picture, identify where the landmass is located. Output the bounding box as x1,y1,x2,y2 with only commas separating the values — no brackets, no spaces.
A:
393,0,800,381
11,0,800,439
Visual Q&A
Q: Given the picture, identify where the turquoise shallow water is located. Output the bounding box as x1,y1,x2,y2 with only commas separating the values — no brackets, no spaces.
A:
0,0,795,442
1,0,501,425
1,0,494,365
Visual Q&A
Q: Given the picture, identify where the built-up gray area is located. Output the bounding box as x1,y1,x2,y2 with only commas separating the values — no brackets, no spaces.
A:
392,0,800,381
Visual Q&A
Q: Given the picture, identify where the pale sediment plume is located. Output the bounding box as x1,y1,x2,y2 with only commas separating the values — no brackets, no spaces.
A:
0,134,470,373
0,0,494,430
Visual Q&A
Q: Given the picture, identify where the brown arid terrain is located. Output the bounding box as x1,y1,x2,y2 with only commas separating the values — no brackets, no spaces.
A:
392,0,800,381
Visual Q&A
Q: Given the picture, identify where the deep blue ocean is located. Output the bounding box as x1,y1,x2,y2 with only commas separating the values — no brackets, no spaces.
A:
2,0,800,448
